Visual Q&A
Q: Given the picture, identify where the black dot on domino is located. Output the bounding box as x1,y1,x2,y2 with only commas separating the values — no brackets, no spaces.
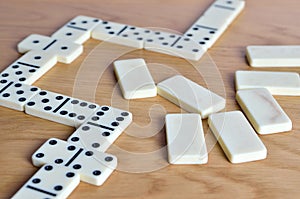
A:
105,156,113,162
82,126,90,131
101,106,109,111
49,140,57,145
1,73,9,77
32,40,39,44
16,90,24,95
2,93,10,97
88,104,97,109
111,122,119,126
93,170,101,176
80,102,87,107
12,65,19,69
32,178,41,184
66,172,75,178
0,79,7,83
67,146,76,151
91,116,99,121
44,106,52,111
71,137,79,142
35,153,44,158
77,115,85,120
18,97,26,102
54,185,63,191
97,111,104,116
116,117,124,121
61,46,68,50
92,143,100,148
27,101,35,106
30,87,38,92
121,112,129,117
69,113,76,117
66,32,72,36
71,100,79,104
55,159,63,164
73,164,81,170
19,78,26,82
56,96,63,100
44,165,53,171
102,132,110,137
39,91,47,96
60,110,68,115
42,98,49,103
85,151,93,156
34,56,41,60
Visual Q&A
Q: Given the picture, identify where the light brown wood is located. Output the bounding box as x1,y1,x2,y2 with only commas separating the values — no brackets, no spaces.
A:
0,0,300,198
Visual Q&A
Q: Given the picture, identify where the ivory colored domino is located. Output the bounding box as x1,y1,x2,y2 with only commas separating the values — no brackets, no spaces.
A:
32,138,117,186
18,34,83,64
113,58,156,99
0,50,57,85
51,15,102,44
144,31,205,61
235,71,300,96
184,0,245,49
0,81,40,111
157,75,225,118
92,21,146,48
25,90,99,127
236,88,292,134
208,111,267,163
247,45,300,67
165,114,208,164
12,164,80,199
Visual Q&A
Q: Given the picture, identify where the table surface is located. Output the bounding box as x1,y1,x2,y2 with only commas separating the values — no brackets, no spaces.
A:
1,0,300,198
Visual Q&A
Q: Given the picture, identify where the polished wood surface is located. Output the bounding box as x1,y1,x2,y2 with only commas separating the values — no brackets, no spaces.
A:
1,0,300,198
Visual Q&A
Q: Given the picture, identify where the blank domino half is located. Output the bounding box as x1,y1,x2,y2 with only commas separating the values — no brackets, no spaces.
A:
113,58,156,99
157,75,225,118
247,45,300,67
0,50,57,85
18,34,83,64
165,114,208,164
25,90,99,127
51,15,102,44
32,138,117,186
0,81,40,111
184,0,245,49
208,111,267,163
12,164,80,199
235,70,300,96
236,88,292,134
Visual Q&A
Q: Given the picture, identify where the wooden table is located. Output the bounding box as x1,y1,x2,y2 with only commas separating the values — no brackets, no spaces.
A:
1,0,300,198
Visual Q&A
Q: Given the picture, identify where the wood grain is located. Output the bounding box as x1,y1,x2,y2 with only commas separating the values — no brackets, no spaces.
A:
0,0,300,198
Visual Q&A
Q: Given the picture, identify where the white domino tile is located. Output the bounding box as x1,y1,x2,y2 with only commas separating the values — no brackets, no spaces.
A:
208,111,267,163
113,58,156,99
165,114,208,164
0,50,57,85
0,81,40,111
92,21,146,48
144,31,205,60
235,70,300,96
247,45,300,67
18,34,83,64
68,106,132,152
236,88,292,134
25,90,99,127
32,138,117,186
157,75,225,119
51,15,102,44
12,164,80,199
184,0,245,49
